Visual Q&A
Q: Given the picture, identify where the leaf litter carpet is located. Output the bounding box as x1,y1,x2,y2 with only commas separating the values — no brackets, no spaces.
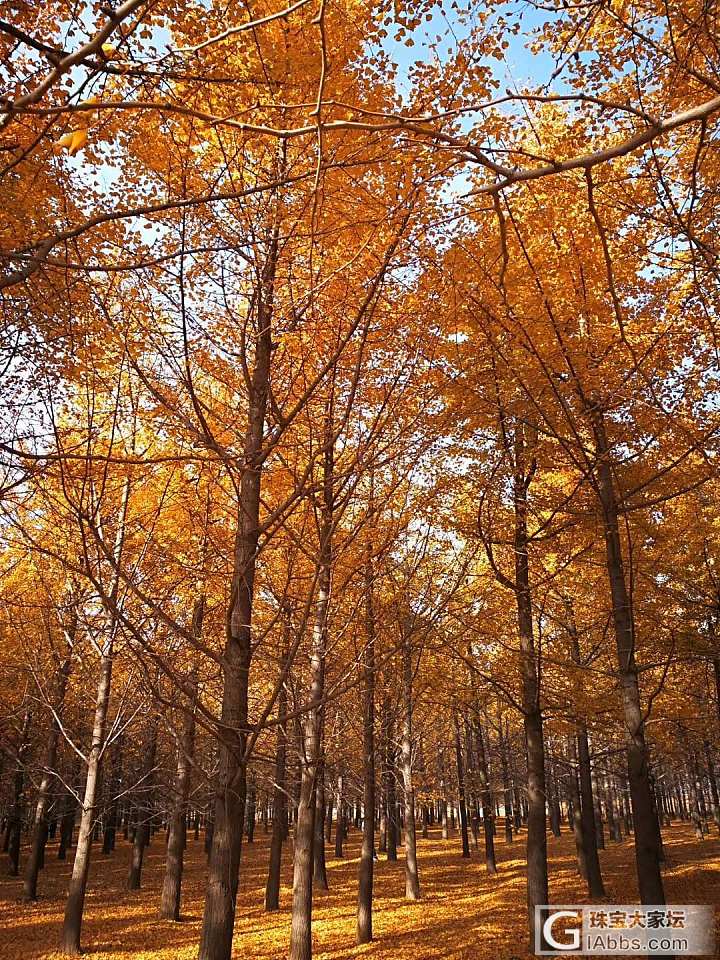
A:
1,824,718,959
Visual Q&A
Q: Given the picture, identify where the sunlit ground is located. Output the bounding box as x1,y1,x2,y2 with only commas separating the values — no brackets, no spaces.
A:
1,823,718,959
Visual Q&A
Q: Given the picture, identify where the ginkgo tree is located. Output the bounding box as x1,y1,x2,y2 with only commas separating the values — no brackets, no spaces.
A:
2,3,720,960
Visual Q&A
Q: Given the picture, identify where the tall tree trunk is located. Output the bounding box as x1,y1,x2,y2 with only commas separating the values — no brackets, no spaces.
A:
313,764,328,890
245,780,257,844
454,713,470,859
605,776,620,841
567,736,587,881
289,416,333,960
325,793,332,843
564,606,605,898
577,729,605,897
357,541,376,943
473,717,497,873
688,755,705,839
548,753,561,838
511,428,548,944
198,226,278,960
160,612,201,920
61,648,114,954
334,771,344,859
62,475,131,955
590,408,665,905
102,733,123,856
384,701,398,861
499,723,513,843
401,624,420,900
8,707,32,877
265,622,289,912
25,657,71,899
440,767,449,841
128,721,158,890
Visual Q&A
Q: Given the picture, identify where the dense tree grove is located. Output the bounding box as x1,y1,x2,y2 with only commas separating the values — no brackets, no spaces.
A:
1,0,720,957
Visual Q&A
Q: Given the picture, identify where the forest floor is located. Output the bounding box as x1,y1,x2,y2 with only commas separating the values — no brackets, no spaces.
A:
1,824,719,960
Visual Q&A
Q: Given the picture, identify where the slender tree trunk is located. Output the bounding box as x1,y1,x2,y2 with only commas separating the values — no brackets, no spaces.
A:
357,542,376,943
688,756,705,839
384,701,398,861
289,417,333,960
245,780,257,844
8,707,32,877
325,795,332,843
591,408,665,904
605,777,620,841
198,225,278,960
58,758,80,861
378,757,387,854
577,729,605,896
61,648,113,954
62,474,131,955
511,428,548,944
128,721,158,890
440,769,449,841
313,764,328,890
160,620,200,920
334,771,344,859
548,754,561,838
567,736,587,880
25,658,71,899
265,623,289,912
564,599,605,896
500,724,513,843
401,625,420,900
473,717,497,872
454,713,470,859
102,734,123,856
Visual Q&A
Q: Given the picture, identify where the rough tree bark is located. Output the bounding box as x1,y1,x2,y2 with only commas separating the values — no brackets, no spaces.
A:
198,224,278,960
590,407,665,904
511,426,549,944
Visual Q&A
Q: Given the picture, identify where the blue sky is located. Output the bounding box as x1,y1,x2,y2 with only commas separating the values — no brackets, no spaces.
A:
379,1,563,103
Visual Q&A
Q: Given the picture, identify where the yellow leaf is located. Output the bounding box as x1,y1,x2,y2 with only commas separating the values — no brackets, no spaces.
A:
55,129,88,156
101,42,116,58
